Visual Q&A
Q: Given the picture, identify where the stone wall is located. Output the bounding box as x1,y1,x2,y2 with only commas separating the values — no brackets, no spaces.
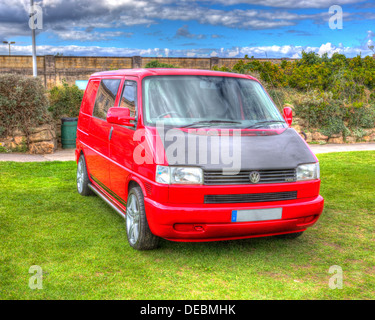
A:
0,55,294,89
292,118,375,144
0,124,57,154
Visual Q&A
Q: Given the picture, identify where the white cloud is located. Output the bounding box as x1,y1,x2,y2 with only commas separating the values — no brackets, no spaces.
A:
0,0,351,42
317,42,338,56
3,41,373,59
228,47,240,57
52,30,133,42
201,0,362,9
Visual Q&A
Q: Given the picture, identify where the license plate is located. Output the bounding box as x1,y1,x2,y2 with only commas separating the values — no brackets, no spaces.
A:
231,208,282,223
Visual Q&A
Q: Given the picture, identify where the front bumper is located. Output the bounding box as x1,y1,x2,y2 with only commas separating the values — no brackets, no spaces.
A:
144,195,324,242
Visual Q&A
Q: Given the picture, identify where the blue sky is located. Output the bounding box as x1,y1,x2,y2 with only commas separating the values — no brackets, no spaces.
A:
1,0,375,58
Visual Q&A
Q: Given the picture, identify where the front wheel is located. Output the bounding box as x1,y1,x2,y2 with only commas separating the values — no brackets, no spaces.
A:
126,186,159,250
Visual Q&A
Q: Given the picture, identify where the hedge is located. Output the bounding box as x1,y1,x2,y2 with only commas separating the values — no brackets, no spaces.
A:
0,74,50,138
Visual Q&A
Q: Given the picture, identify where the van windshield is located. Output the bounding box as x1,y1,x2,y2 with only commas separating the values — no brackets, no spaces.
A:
142,75,286,129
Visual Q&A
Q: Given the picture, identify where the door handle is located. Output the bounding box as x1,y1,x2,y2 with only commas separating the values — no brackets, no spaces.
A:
109,127,114,141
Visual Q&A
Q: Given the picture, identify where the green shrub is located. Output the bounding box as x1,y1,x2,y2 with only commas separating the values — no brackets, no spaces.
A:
320,118,349,138
144,60,179,68
294,90,338,128
296,51,328,66
288,62,332,91
347,104,375,128
329,69,365,102
48,80,84,119
0,145,8,153
294,89,375,135
212,65,232,72
351,128,368,141
0,74,50,138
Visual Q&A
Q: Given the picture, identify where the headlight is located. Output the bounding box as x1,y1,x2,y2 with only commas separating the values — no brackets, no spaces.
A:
156,166,203,185
155,165,170,184
296,163,320,181
171,167,203,184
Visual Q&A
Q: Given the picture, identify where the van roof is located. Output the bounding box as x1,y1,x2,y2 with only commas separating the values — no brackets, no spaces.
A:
91,68,257,81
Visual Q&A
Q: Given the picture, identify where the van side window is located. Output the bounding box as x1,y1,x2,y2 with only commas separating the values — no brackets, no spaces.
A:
93,79,121,120
120,81,137,124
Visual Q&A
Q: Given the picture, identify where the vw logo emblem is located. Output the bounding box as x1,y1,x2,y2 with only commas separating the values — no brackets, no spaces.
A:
249,171,261,184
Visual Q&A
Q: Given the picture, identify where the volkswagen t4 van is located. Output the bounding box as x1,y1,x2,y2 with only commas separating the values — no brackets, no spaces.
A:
76,68,324,250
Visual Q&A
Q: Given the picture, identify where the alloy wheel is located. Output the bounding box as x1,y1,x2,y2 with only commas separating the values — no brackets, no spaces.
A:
126,194,141,245
77,158,84,193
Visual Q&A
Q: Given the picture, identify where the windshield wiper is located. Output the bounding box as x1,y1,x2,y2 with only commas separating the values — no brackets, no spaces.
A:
180,120,242,128
245,120,286,129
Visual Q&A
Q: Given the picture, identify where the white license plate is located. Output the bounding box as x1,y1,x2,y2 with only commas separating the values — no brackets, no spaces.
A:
231,208,282,223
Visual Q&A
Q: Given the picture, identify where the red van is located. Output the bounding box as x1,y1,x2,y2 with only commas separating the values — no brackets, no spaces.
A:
76,68,324,250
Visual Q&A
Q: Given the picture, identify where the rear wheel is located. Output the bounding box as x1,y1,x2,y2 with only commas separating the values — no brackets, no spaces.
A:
77,154,93,196
276,231,304,239
126,186,159,250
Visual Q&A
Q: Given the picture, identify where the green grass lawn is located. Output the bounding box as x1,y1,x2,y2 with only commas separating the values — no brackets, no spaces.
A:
0,151,374,300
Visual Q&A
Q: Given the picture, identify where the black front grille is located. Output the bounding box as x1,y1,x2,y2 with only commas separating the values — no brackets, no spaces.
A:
204,191,297,204
204,169,296,185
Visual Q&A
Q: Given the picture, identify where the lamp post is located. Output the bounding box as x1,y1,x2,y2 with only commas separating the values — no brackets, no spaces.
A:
3,41,15,56
30,0,37,77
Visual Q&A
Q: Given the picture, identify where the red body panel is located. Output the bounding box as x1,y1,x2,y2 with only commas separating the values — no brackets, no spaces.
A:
86,117,112,188
144,195,324,241
76,68,325,242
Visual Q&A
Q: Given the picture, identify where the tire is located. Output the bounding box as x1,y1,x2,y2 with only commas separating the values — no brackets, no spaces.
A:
126,186,159,250
276,231,304,239
77,154,93,196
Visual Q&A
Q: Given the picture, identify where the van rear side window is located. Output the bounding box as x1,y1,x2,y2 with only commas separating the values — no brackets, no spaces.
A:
93,79,121,120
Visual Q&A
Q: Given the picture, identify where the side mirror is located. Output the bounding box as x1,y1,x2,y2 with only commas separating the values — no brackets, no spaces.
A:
283,107,293,127
107,107,135,127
